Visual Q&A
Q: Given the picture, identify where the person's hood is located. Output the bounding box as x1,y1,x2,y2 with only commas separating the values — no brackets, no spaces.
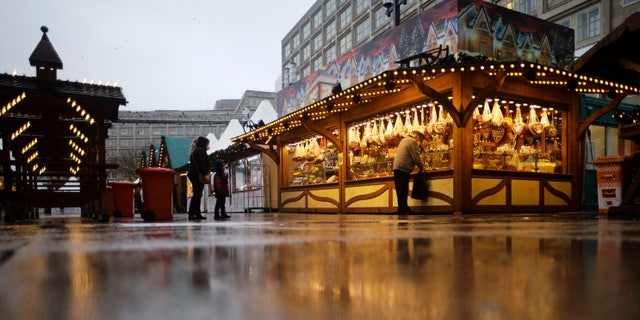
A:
195,136,209,148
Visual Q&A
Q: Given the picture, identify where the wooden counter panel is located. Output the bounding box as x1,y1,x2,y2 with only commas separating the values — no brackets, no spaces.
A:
471,174,573,211
280,186,340,211
345,182,393,209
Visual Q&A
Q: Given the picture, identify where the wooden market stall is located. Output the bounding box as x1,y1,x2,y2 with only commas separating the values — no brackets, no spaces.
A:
233,1,639,214
571,12,640,213
0,27,126,221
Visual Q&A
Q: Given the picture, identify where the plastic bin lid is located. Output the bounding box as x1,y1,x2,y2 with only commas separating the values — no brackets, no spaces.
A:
593,155,630,164
136,167,177,175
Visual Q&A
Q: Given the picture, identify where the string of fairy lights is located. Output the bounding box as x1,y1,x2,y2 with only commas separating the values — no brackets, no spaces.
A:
235,60,640,143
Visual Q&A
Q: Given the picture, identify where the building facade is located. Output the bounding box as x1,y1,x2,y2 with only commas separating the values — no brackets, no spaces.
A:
281,0,640,88
106,90,276,180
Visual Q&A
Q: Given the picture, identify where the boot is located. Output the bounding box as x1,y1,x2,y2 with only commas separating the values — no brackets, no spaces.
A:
214,211,221,220
220,210,230,219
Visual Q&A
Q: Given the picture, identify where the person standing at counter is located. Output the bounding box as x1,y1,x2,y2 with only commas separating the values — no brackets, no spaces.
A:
187,136,210,220
393,131,426,215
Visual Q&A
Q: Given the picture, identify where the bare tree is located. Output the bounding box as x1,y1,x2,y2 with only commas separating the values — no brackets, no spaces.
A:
113,150,142,181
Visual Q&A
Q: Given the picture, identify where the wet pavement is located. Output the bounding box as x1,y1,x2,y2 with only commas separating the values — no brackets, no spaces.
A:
1,212,640,320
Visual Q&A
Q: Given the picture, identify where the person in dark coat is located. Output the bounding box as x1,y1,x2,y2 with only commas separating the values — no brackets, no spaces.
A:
187,136,210,220
213,159,231,220
392,131,425,215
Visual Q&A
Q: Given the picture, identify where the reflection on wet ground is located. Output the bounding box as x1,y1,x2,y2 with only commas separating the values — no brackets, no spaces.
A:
1,212,639,320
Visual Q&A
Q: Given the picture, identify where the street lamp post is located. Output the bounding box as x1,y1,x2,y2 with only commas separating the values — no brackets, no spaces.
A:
383,0,407,27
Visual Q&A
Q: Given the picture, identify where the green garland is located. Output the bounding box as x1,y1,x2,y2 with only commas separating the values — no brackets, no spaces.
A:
614,110,640,125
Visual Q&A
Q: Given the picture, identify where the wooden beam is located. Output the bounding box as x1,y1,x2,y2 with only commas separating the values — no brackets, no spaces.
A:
301,119,343,151
247,141,279,165
576,94,626,138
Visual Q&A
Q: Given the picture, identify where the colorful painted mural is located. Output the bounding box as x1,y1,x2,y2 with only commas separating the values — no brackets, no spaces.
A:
277,0,574,116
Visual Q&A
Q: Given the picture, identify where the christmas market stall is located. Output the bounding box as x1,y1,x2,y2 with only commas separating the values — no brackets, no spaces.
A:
0,27,126,221
233,0,639,214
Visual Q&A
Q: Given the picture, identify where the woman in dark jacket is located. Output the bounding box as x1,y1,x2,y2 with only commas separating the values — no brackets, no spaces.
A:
187,136,210,220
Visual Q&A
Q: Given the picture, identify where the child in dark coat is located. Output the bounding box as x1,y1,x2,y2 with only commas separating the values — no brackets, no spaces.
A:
213,159,230,220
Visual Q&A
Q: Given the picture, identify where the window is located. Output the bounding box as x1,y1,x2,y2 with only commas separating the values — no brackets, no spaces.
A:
303,66,311,78
326,45,337,63
119,128,132,136
119,139,133,147
152,128,166,135
577,7,600,41
326,20,337,41
137,139,149,147
314,57,323,71
558,18,570,28
302,44,311,62
355,19,370,43
284,43,291,58
326,0,336,16
374,6,387,31
585,125,619,170
313,10,323,29
503,0,514,10
137,128,150,135
339,6,352,31
313,34,323,52
518,0,535,14
293,33,300,49
339,33,352,55
302,22,311,40
356,0,369,16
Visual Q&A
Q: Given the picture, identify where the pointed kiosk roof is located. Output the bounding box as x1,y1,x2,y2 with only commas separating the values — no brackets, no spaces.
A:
249,100,278,124
29,26,63,69
214,119,244,151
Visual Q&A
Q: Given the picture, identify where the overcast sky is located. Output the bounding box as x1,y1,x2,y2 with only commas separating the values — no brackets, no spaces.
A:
0,0,316,111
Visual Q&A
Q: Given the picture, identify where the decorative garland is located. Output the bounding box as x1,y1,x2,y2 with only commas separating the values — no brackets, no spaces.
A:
614,109,640,125
210,143,249,161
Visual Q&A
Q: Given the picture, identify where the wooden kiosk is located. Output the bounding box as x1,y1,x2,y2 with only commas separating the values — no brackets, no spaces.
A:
0,27,126,221
234,1,639,214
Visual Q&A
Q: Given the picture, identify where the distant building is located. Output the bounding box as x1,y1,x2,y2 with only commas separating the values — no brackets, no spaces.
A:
106,90,276,181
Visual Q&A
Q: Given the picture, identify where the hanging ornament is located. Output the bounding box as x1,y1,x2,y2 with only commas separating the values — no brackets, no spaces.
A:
394,113,404,137
547,111,558,137
473,104,482,123
349,126,358,149
378,118,387,145
368,119,378,144
418,106,426,134
427,105,437,134
528,108,544,135
481,100,492,125
491,99,504,127
434,105,446,134
403,111,412,135
510,105,526,135
503,103,513,127
385,116,395,141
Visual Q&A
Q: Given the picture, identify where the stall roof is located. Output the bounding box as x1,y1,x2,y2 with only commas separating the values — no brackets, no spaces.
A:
234,59,640,145
571,12,640,89
161,136,193,171
250,100,278,124
214,119,244,151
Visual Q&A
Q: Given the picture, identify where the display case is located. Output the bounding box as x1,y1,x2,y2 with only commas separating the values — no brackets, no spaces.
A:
471,97,564,173
347,101,455,180
287,135,339,186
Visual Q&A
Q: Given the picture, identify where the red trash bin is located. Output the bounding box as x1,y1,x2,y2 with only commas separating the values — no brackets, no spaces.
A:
110,181,136,217
136,167,177,221
106,186,115,216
